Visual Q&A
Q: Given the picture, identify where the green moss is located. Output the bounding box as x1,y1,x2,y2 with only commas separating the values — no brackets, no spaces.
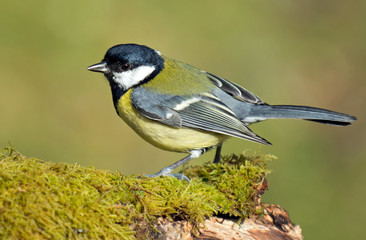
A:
181,153,275,217
0,147,275,239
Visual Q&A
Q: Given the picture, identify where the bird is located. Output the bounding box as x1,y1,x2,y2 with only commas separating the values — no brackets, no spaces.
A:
87,43,356,181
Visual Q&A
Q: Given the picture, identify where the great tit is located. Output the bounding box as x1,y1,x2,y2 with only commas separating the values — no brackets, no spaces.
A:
87,43,356,180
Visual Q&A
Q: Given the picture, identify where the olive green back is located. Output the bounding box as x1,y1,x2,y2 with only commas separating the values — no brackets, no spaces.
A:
143,57,213,95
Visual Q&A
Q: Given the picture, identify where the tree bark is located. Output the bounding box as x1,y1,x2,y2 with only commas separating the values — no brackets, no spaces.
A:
141,205,303,240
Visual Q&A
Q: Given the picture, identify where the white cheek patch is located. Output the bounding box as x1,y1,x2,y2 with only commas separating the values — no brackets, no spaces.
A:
112,65,155,90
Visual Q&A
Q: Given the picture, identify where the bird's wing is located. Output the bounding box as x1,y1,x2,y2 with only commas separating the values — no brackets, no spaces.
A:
206,72,265,104
131,87,271,145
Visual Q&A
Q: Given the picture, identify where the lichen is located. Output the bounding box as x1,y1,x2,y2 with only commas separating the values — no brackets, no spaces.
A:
0,147,274,239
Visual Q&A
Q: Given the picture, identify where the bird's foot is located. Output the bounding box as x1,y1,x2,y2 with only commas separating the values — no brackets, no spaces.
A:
146,168,190,182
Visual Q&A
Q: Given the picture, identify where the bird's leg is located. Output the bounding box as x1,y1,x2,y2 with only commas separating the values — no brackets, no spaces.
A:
147,149,204,182
213,144,222,164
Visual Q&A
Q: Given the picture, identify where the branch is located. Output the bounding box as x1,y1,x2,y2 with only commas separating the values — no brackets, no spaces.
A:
0,147,302,239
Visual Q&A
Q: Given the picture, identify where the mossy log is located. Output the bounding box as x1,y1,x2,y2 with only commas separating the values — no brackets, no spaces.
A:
0,147,302,239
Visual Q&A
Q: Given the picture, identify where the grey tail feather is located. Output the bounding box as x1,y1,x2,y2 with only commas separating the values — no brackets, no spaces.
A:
249,104,357,126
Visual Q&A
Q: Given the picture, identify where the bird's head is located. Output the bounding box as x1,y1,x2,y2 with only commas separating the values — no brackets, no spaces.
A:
87,44,164,90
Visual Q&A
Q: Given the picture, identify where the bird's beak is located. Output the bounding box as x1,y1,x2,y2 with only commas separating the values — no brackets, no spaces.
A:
87,62,108,73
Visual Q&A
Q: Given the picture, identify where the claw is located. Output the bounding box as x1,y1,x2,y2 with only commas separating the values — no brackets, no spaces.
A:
146,171,190,182
168,173,190,182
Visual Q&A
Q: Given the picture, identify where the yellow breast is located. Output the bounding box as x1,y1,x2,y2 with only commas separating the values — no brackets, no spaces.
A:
117,89,226,153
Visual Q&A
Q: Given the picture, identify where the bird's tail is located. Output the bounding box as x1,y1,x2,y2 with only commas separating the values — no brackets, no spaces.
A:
246,104,357,126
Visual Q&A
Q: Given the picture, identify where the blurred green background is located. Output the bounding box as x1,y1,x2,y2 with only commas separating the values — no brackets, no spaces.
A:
1,0,365,239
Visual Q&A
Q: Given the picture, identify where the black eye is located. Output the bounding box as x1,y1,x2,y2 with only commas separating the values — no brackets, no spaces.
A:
121,63,131,71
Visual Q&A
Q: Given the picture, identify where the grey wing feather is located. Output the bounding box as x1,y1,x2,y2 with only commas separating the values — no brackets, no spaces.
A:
177,95,270,145
131,87,271,145
131,87,182,127
206,72,264,104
